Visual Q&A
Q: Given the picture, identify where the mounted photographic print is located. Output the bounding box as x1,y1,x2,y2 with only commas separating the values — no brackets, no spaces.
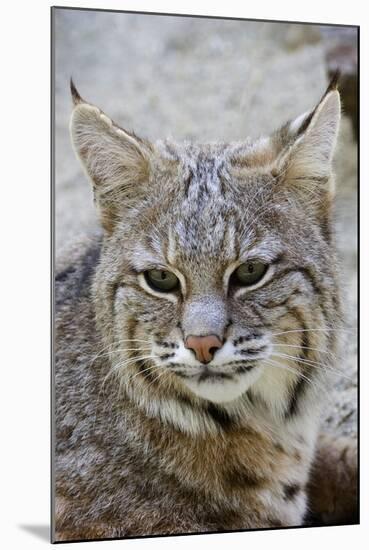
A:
52,7,359,543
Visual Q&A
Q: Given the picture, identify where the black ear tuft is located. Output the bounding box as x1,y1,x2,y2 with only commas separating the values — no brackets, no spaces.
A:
295,71,341,137
70,78,84,105
326,69,341,93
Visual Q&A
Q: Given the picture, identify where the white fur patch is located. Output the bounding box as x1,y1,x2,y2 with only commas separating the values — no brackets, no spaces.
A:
182,367,263,404
289,111,310,135
167,339,266,403
124,382,219,436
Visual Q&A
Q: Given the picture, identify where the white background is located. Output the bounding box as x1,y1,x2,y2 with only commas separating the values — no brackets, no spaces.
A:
0,0,366,548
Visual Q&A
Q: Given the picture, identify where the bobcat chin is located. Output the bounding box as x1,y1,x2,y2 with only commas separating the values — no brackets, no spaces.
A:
54,77,357,542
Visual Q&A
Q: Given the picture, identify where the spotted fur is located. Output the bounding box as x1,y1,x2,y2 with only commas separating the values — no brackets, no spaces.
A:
53,79,357,542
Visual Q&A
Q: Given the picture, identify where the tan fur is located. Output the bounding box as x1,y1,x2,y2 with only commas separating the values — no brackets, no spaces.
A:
306,434,358,525
54,79,357,542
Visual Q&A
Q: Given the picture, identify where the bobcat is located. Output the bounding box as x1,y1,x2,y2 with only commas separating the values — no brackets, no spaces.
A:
53,77,358,542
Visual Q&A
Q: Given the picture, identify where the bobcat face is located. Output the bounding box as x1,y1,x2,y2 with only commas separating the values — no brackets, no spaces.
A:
71,80,341,407
113,162,278,403
100,145,331,404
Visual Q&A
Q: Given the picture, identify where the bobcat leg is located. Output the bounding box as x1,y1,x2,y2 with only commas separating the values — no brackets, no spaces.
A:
306,433,358,525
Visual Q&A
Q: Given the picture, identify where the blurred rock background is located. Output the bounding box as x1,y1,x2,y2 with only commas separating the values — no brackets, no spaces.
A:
53,9,358,437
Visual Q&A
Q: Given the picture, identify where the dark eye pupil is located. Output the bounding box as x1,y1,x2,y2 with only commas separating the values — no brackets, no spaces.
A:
232,261,268,287
144,269,179,292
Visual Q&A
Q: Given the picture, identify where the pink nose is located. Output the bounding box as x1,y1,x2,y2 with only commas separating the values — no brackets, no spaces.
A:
185,334,223,364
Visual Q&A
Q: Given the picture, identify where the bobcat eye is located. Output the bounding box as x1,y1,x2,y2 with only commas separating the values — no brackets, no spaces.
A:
144,269,179,292
232,261,268,287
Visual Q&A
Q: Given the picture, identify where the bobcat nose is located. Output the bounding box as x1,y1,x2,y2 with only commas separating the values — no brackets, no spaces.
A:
185,335,223,364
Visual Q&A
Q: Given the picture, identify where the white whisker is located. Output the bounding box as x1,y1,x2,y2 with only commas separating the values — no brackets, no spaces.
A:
263,358,334,405
273,343,334,356
112,355,156,374
271,327,355,338
127,363,164,384
271,351,352,380
87,339,151,363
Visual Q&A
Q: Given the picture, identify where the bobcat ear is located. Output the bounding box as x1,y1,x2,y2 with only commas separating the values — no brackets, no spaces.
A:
275,76,341,203
69,81,153,233
70,78,85,106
